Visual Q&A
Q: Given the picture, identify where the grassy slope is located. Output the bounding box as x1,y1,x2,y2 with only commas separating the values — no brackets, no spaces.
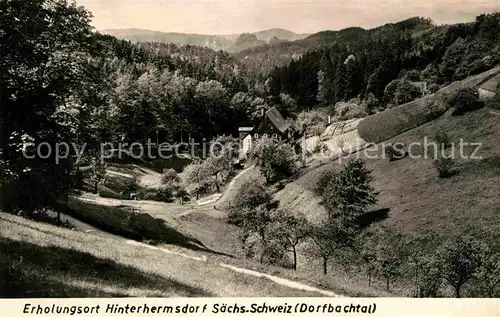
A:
365,107,500,242
0,212,314,298
278,106,500,254
272,106,500,295
358,66,500,143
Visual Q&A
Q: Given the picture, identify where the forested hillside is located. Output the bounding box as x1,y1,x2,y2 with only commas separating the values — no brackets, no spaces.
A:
264,15,500,111
103,28,309,53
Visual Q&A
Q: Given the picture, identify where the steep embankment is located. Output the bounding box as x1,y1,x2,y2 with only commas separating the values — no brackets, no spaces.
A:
0,211,338,297
278,106,500,248
278,67,500,242
358,66,500,143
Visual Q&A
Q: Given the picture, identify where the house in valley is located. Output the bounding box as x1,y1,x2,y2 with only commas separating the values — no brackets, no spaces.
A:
237,107,292,162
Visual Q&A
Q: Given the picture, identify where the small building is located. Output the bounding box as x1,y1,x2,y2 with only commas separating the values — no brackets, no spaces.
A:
254,107,292,141
236,107,292,163
238,127,254,160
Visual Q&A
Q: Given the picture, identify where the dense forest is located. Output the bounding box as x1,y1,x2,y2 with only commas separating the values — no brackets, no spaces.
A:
0,0,296,216
266,15,500,111
1,0,500,233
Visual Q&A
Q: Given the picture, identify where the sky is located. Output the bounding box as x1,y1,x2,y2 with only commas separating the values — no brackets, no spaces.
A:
75,0,500,35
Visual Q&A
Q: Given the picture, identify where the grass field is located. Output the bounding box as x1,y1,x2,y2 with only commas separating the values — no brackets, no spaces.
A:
0,212,316,297
358,66,500,143
275,106,500,294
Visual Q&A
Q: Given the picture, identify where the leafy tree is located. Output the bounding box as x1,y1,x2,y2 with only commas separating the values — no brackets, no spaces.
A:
310,219,357,275
182,160,212,200
228,181,279,263
373,228,410,292
271,210,311,270
420,63,439,84
249,136,297,184
413,255,443,298
393,80,422,106
439,236,484,298
161,168,181,186
318,158,377,221
293,110,329,137
0,0,95,216
471,250,500,297
175,188,190,205
447,87,484,115
440,38,468,82
89,157,107,194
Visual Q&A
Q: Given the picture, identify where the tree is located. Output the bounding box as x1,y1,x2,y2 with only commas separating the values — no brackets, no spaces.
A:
411,255,443,298
447,87,484,115
471,250,500,297
271,210,311,270
182,160,212,200
318,158,377,221
0,0,95,216
439,236,484,298
357,234,378,286
249,136,297,184
293,110,328,138
440,38,468,82
161,168,181,186
393,80,422,106
420,63,439,84
310,219,357,275
228,181,279,263
373,228,409,292
203,135,239,191
89,156,107,194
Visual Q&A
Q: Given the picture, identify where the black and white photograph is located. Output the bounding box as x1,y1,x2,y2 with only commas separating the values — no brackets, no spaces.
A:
1,0,500,303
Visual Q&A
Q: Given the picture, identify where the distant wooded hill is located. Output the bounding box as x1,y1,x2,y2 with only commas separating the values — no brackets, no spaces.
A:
101,28,310,53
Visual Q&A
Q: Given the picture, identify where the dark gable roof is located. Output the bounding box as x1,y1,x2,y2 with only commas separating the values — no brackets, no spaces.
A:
238,127,254,132
265,107,290,134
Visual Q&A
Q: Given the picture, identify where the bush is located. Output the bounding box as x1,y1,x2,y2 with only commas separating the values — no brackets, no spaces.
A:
161,168,180,185
137,186,174,203
428,83,440,94
250,137,298,184
334,100,367,120
393,80,422,106
448,88,484,115
384,144,405,161
434,157,455,178
123,175,139,195
434,130,452,149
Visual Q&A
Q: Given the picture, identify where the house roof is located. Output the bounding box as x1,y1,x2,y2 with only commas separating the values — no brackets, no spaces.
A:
238,127,254,132
265,107,290,134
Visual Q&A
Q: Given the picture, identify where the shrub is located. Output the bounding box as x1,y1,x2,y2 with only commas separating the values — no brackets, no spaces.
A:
123,175,139,195
434,130,452,149
175,188,190,204
156,186,175,202
161,168,180,185
384,144,405,161
334,100,367,120
137,186,174,203
428,83,440,94
447,88,484,115
393,80,422,106
434,157,455,178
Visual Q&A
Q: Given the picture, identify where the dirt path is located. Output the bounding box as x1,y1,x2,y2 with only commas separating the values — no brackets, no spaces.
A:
125,239,340,297
178,165,255,217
